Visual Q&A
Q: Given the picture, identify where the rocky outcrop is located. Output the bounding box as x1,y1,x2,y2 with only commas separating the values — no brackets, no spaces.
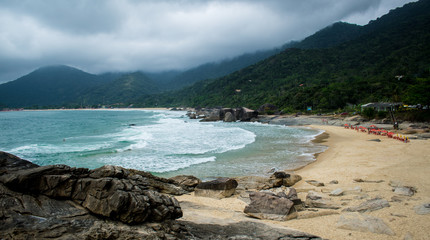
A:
0,152,184,224
187,107,258,122
194,178,238,199
0,152,322,239
244,191,298,221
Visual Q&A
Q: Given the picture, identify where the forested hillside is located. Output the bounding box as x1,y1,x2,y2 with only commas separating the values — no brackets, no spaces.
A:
137,0,430,111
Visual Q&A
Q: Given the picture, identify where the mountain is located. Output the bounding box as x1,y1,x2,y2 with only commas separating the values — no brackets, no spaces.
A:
138,0,430,111
83,72,160,106
292,22,363,49
0,65,103,107
160,22,363,91
163,48,287,90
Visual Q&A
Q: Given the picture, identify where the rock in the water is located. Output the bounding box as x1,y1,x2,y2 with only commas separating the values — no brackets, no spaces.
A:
414,203,430,215
305,191,341,209
343,198,390,213
244,192,297,221
195,178,238,199
306,180,325,187
169,175,202,191
336,213,395,236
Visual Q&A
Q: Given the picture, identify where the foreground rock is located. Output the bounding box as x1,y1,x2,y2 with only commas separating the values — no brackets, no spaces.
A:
0,152,322,239
0,153,183,224
181,220,322,240
244,191,297,221
194,178,238,199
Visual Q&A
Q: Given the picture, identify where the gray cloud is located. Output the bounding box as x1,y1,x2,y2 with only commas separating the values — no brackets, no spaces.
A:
0,0,416,83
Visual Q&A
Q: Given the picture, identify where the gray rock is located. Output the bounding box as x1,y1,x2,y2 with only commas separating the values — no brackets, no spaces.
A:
236,107,258,121
244,192,297,221
343,198,390,213
169,175,202,191
414,203,430,215
329,188,344,196
180,220,322,239
236,172,302,191
329,180,339,184
336,213,395,236
305,191,341,209
306,180,324,187
223,112,236,122
195,178,238,199
393,186,417,196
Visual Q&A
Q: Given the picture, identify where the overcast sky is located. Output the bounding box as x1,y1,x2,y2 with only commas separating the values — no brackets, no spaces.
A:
0,0,416,83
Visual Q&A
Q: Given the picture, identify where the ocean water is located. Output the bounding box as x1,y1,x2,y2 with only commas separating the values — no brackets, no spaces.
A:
0,109,326,179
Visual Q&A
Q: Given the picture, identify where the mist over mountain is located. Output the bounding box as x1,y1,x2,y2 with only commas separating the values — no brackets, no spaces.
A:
136,0,430,110
0,0,428,110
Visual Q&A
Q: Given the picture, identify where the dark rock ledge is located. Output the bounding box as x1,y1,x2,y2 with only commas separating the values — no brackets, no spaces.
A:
0,151,321,239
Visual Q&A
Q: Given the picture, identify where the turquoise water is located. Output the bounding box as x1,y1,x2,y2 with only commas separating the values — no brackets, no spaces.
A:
0,110,326,178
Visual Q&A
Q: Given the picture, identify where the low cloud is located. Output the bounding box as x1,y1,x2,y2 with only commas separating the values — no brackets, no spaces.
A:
0,0,416,82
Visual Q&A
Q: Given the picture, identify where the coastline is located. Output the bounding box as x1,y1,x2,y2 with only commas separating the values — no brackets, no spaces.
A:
177,123,430,239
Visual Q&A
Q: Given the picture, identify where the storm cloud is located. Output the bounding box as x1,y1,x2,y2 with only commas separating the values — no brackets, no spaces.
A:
0,0,416,83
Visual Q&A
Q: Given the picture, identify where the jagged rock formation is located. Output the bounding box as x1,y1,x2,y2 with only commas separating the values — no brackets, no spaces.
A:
187,107,258,122
0,151,322,239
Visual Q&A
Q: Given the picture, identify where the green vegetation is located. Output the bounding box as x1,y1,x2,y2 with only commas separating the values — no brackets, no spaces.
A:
136,0,430,114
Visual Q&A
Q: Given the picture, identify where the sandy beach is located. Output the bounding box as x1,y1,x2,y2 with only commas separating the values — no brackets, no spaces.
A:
176,124,430,239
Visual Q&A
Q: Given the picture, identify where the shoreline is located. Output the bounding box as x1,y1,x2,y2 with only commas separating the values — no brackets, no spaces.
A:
177,123,430,239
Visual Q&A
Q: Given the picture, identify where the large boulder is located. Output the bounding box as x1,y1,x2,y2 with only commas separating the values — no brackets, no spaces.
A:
223,112,236,122
169,175,202,191
235,107,258,121
0,153,184,224
244,191,297,221
236,172,302,191
194,178,238,199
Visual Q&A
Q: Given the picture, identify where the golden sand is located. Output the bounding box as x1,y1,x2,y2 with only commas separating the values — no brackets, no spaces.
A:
177,124,430,240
